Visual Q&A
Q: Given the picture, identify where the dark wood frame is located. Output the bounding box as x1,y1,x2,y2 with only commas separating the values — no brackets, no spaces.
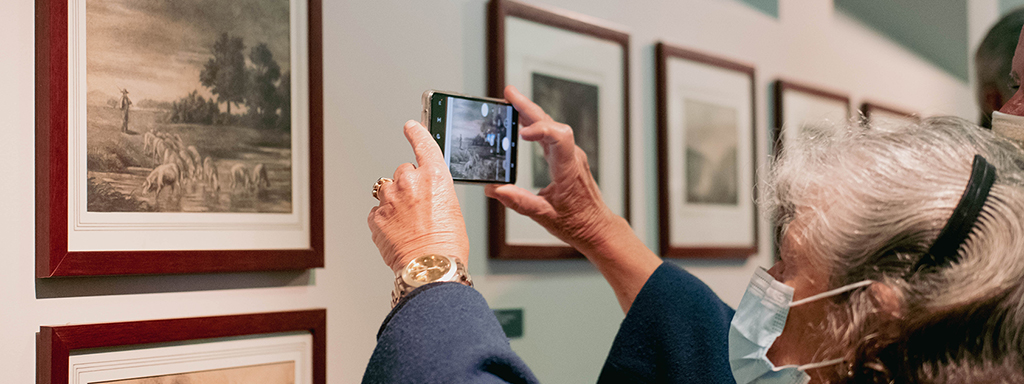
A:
487,0,630,259
655,42,758,259
35,0,324,277
771,79,849,259
38,309,327,384
771,79,850,158
860,101,917,124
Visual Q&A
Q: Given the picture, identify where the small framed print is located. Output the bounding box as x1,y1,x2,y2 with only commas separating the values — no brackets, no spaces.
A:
772,79,850,157
860,101,919,127
38,309,326,384
487,0,630,259
35,0,324,276
656,43,758,259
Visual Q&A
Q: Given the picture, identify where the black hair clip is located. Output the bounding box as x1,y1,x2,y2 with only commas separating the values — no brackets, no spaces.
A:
912,155,997,274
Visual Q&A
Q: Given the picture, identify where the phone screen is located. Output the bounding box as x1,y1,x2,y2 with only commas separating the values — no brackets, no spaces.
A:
428,92,518,184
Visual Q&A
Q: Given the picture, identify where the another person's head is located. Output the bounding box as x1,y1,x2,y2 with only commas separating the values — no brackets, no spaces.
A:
764,118,1024,382
976,8,1024,128
992,24,1024,144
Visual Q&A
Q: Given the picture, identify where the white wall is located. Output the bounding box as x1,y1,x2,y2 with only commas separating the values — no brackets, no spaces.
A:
0,0,981,383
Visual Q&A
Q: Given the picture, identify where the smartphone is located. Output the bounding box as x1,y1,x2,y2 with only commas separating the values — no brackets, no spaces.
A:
422,90,518,184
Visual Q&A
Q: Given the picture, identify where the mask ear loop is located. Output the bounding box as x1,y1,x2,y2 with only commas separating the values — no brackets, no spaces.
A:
790,280,873,308
784,280,871,373
796,357,845,372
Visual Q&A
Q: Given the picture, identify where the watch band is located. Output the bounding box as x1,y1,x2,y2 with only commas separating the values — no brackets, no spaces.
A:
391,255,473,308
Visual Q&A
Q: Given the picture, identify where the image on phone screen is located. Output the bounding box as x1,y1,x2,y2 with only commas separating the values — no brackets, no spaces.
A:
428,92,518,184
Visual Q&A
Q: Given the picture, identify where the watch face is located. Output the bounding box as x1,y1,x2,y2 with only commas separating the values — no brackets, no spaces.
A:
407,254,451,283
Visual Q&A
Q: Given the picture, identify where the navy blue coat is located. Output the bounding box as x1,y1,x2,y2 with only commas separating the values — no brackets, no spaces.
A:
362,262,736,383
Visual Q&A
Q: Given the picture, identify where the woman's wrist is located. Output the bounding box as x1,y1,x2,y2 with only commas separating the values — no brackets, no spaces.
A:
391,250,470,274
565,206,629,257
392,254,473,307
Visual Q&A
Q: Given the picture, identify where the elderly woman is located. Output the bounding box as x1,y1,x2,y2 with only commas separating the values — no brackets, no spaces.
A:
363,86,1024,383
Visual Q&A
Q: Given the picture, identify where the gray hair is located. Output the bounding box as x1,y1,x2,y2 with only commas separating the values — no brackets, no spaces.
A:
764,116,1024,382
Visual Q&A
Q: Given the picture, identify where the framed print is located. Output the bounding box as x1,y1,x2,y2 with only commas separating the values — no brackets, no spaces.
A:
36,0,324,276
38,309,326,384
772,79,850,157
860,101,918,127
487,0,630,259
656,43,757,259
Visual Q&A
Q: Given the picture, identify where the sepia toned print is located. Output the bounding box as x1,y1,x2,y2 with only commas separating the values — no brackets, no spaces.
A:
99,361,295,384
85,0,293,213
684,99,739,206
530,73,600,188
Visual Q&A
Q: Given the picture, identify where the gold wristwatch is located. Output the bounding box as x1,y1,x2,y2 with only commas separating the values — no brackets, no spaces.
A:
392,254,473,307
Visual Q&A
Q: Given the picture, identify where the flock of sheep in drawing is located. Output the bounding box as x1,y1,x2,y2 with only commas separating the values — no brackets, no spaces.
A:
139,130,269,200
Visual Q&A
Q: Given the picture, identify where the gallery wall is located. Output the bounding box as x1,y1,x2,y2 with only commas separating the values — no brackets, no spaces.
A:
0,0,999,383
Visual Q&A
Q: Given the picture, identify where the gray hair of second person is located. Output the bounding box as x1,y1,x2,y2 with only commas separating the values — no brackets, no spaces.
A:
976,8,1024,127
763,117,1024,382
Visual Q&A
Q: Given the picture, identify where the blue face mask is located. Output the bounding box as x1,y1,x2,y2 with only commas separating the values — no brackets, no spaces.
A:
729,268,872,384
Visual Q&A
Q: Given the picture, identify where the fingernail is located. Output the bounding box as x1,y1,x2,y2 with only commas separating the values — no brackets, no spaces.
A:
405,120,418,129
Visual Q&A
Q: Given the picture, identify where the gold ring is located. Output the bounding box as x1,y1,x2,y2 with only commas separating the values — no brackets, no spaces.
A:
372,177,393,200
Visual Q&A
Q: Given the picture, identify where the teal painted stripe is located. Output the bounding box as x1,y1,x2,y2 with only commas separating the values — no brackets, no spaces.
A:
738,0,779,18
1002,0,1024,14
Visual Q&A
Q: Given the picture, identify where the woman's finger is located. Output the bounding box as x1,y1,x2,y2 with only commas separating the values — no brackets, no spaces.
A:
393,162,416,180
485,184,555,220
367,205,379,226
374,177,396,203
403,120,445,169
504,85,550,126
519,121,578,173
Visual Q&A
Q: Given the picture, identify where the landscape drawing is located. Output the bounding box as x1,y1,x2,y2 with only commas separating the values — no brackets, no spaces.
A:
530,73,600,188
684,99,739,205
99,361,295,384
85,0,293,213
446,97,511,182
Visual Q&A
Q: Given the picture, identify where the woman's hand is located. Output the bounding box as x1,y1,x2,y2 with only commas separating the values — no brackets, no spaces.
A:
368,120,469,273
489,86,660,313
484,85,619,255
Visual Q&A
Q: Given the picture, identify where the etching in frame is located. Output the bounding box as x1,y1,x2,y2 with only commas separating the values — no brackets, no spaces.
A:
37,309,326,384
487,0,630,259
35,0,324,277
772,79,850,158
656,43,758,259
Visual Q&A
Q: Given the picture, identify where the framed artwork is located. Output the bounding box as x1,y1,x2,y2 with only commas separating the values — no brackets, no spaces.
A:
38,309,326,384
35,0,324,276
655,43,758,259
772,79,850,157
860,101,918,127
487,0,630,259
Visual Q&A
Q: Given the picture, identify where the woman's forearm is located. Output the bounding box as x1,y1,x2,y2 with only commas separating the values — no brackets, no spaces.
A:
575,212,663,314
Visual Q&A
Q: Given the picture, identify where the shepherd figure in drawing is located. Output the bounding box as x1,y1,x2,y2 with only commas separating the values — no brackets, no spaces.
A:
119,88,132,133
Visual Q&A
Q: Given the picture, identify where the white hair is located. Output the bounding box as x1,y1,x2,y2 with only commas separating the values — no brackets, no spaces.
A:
763,116,1024,382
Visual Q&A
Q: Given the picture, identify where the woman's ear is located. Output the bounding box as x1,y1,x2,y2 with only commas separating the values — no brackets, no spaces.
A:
868,282,902,319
